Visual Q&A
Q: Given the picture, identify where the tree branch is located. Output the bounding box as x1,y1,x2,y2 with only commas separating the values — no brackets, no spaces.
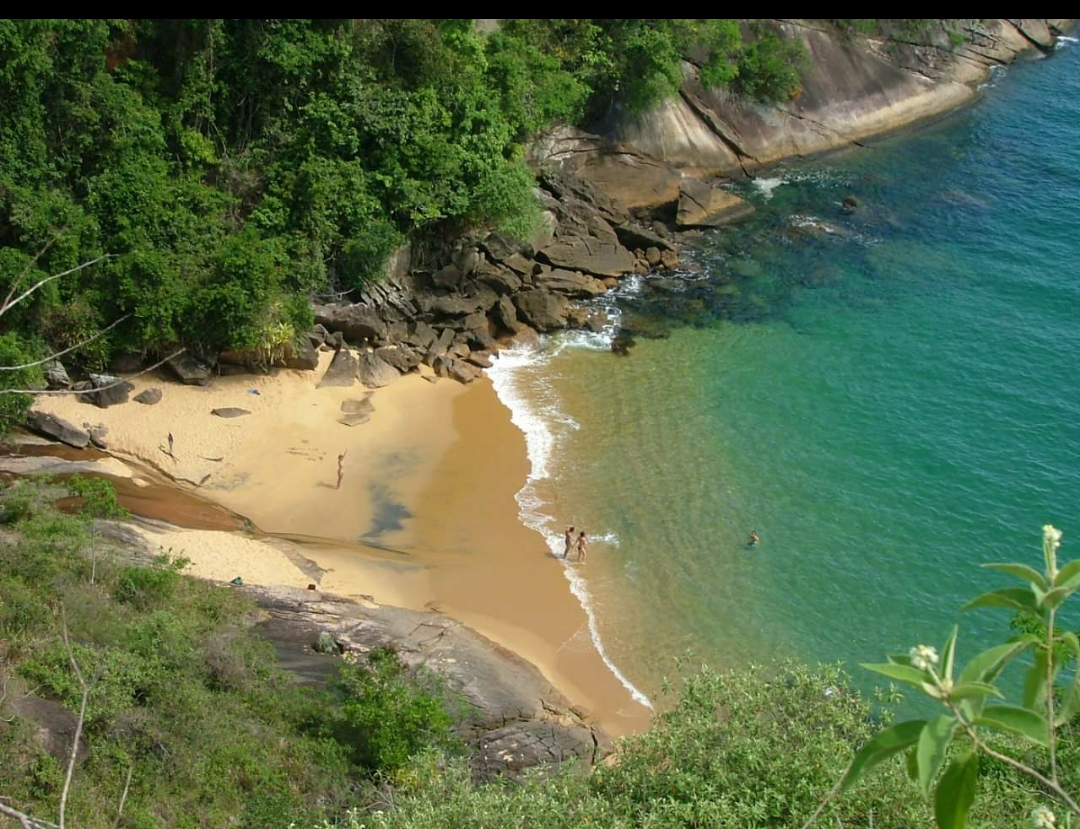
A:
0,314,132,372
58,609,88,829
112,765,133,829
0,255,114,320
1,234,60,313
0,350,185,396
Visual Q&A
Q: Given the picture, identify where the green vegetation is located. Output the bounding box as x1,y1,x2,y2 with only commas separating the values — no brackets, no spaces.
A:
0,19,809,419
0,478,458,828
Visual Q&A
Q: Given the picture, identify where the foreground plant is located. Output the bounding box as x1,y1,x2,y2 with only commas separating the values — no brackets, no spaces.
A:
805,525,1080,829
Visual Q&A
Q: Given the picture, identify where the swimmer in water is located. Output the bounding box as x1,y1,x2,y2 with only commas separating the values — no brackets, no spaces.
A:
748,531,760,546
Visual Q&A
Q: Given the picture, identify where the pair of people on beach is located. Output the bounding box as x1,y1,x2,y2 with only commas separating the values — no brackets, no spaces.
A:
564,526,589,562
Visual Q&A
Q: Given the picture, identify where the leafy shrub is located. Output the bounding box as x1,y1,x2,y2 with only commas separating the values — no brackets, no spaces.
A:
115,554,186,609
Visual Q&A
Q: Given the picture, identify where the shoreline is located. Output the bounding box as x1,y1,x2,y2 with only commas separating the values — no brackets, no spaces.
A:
21,356,653,737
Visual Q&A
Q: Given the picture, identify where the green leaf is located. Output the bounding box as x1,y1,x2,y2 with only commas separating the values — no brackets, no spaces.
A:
947,681,1002,701
1055,632,1080,727
839,720,925,794
941,625,959,683
1040,586,1071,610
934,751,978,829
861,663,932,691
959,638,1037,686
905,747,919,783
1053,558,1080,589
917,715,956,795
962,587,1039,614
1024,649,1052,711
975,705,1049,746
983,562,1048,591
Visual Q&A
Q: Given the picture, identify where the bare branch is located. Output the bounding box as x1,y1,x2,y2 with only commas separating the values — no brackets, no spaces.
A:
58,608,88,829
2,233,61,313
0,801,36,829
0,350,185,396
112,765,133,829
0,315,132,372
0,255,114,320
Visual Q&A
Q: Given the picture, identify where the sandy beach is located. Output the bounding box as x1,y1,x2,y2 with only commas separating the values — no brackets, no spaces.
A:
29,354,652,736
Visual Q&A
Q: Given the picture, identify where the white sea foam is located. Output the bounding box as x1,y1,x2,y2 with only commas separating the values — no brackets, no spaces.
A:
753,176,785,200
1056,36,1078,50
487,344,654,710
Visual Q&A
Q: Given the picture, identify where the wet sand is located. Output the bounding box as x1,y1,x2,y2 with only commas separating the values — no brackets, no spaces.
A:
29,358,651,736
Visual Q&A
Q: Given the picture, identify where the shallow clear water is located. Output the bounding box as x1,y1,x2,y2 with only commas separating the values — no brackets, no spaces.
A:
490,42,1080,704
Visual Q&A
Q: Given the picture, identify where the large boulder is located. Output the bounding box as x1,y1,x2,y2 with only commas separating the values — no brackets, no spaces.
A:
283,337,319,371
374,346,423,373
25,410,90,448
513,290,571,331
472,720,609,783
614,222,676,253
108,353,144,374
425,328,456,363
537,236,635,278
676,178,755,228
495,295,520,332
167,354,212,386
404,321,438,351
88,373,134,408
44,362,71,389
476,262,524,295
312,303,388,344
432,264,464,289
357,353,401,388
533,269,608,298
11,695,89,766
317,349,358,388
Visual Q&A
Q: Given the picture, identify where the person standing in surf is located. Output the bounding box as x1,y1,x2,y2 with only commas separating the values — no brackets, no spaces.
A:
576,531,589,563
564,526,575,559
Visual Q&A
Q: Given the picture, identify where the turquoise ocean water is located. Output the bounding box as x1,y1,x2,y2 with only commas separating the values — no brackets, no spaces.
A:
488,41,1080,706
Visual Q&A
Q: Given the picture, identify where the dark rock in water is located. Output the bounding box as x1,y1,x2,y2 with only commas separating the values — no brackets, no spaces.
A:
167,354,212,386
357,353,401,388
108,353,144,374
89,425,109,449
284,337,319,371
212,407,251,418
533,269,607,298
426,327,456,363
134,387,163,405
614,222,675,253
44,362,71,389
89,373,134,408
495,295,520,332
317,349,358,388
513,289,571,331
676,178,755,228
313,303,388,344
472,720,610,783
375,346,423,373
841,194,861,213
433,264,464,289
611,331,637,356
537,236,634,278
26,410,90,448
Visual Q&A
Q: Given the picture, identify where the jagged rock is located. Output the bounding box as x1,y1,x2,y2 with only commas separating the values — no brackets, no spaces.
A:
513,290,571,331
404,321,438,351
44,362,71,389
375,346,423,373
89,425,109,449
211,407,251,418
448,342,471,361
419,286,498,317
134,387,163,405
89,373,134,408
502,253,535,276
426,328,456,362
495,295,520,332
467,352,493,369
466,330,497,351
317,349,358,388
108,353,144,374
167,354,212,386
461,311,488,331
476,263,523,295
614,222,675,252
326,331,345,350
533,269,607,298
646,247,662,267
479,232,526,263
537,236,635,278
308,325,329,346
357,353,401,388
284,337,319,371
661,249,679,270
312,303,388,344
433,264,464,289
603,277,619,289
25,410,90,448
676,178,755,228
434,357,481,384
473,720,610,783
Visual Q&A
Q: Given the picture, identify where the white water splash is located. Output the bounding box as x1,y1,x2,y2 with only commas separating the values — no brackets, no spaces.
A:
486,344,653,710
752,176,785,200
